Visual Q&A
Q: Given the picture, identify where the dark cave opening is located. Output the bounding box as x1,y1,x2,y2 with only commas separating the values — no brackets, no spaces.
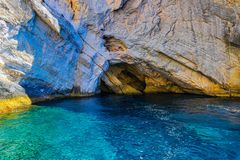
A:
99,62,185,95
100,63,147,94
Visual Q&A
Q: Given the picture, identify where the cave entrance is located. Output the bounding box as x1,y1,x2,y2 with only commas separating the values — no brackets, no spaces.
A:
101,36,146,94
101,36,183,95
100,63,146,94
100,63,184,95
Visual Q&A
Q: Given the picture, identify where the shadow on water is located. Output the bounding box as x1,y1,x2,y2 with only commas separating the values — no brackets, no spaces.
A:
35,93,240,124
37,94,240,117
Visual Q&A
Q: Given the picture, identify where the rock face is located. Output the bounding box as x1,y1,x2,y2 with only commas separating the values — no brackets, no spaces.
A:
0,0,240,112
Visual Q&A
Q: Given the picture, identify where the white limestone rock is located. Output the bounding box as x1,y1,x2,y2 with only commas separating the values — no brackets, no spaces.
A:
1,0,240,112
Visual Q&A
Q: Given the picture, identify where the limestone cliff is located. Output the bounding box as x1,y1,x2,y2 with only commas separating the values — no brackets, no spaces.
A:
0,0,240,113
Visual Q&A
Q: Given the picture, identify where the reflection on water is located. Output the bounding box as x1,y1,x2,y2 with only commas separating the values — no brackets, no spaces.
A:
0,94,240,160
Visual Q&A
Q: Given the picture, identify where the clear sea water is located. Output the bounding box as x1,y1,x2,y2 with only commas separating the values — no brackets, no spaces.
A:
0,94,240,160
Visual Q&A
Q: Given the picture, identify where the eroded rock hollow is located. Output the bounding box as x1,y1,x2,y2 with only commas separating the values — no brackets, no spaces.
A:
1,0,240,113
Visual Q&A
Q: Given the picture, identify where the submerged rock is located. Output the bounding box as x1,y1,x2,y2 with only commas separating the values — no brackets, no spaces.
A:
0,0,240,112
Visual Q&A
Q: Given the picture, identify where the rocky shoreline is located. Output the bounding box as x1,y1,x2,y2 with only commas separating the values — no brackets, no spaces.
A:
1,0,240,113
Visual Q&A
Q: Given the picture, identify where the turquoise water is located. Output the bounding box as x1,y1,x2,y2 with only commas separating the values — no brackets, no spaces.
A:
0,94,240,160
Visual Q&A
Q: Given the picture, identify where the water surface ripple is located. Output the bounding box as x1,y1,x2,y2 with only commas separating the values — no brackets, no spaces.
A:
0,94,239,160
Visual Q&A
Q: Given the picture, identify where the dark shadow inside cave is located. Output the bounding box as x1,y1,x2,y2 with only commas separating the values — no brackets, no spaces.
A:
100,62,185,95
100,63,147,94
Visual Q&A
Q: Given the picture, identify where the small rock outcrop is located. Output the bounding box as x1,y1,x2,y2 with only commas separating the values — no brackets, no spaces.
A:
0,0,240,113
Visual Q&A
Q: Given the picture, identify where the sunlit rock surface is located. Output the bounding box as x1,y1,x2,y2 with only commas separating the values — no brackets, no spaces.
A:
1,0,240,112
